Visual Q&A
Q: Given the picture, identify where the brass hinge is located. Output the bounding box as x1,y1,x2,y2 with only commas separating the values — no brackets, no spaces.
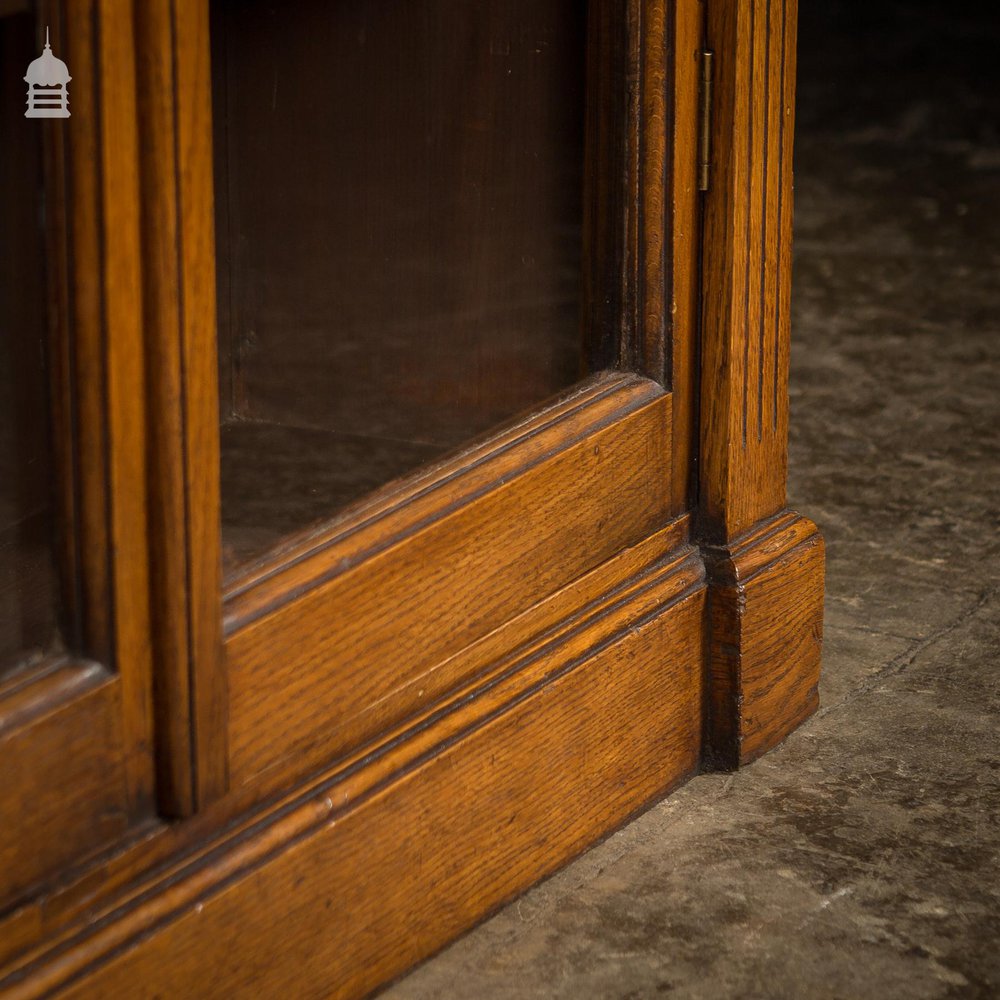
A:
698,49,714,192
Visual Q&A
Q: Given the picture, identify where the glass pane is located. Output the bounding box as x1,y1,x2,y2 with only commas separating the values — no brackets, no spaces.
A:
212,0,587,570
0,11,61,677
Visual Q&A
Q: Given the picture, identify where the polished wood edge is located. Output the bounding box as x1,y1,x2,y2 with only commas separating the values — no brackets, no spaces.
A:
228,464,677,795
223,372,665,629
47,4,114,665
669,0,704,512
336,515,696,755
96,0,158,818
629,0,669,380
0,5,156,916
699,0,798,541
171,0,228,809
222,371,647,593
133,0,228,817
0,541,706,998
35,0,157,818
0,658,110,736
702,509,824,769
133,0,197,818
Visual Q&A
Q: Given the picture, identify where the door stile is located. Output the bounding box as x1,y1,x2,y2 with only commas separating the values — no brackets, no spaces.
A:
133,0,227,816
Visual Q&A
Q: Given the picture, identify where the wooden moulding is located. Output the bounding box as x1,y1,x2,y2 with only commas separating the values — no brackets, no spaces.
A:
224,372,673,795
0,526,706,1000
133,0,228,817
703,511,825,770
667,0,705,513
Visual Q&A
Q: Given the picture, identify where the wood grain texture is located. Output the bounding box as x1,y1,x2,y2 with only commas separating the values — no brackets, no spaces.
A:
699,0,797,541
0,662,128,912
629,0,669,381
704,511,824,769
0,516,692,971
0,1,162,915
134,0,227,816
0,5,829,997
0,545,705,1000
53,3,111,668
90,0,156,821
12,0,157,816
225,374,672,792
668,0,703,511
697,0,821,768
582,0,700,510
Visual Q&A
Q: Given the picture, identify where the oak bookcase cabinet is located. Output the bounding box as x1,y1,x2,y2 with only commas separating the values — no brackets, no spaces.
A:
0,1,823,997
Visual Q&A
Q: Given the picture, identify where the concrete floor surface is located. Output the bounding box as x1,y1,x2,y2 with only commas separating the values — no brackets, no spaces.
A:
385,4,1000,997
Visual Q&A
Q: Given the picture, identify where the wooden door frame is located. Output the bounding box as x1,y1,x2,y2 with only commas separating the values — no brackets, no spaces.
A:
133,0,706,810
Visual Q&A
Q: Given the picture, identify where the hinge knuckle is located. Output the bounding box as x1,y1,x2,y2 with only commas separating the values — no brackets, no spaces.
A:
698,49,714,192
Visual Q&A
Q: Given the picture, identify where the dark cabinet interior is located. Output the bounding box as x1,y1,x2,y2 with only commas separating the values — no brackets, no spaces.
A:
0,11,59,677
211,0,589,570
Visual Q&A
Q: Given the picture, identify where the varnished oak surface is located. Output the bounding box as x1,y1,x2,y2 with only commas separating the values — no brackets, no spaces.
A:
0,533,705,1000
696,0,820,769
225,373,672,792
0,662,127,908
700,0,798,541
705,512,824,767
668,0,703,512
135,0,227,814
0,515,693,975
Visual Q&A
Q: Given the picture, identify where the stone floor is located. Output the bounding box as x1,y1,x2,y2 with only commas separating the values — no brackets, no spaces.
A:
384,3,1000,998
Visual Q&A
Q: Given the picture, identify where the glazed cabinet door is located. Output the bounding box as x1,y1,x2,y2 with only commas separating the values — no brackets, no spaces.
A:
133,0,706,807
0,3,162,915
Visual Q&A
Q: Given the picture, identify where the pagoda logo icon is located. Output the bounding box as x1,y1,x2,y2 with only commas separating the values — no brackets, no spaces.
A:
25,27,70,119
